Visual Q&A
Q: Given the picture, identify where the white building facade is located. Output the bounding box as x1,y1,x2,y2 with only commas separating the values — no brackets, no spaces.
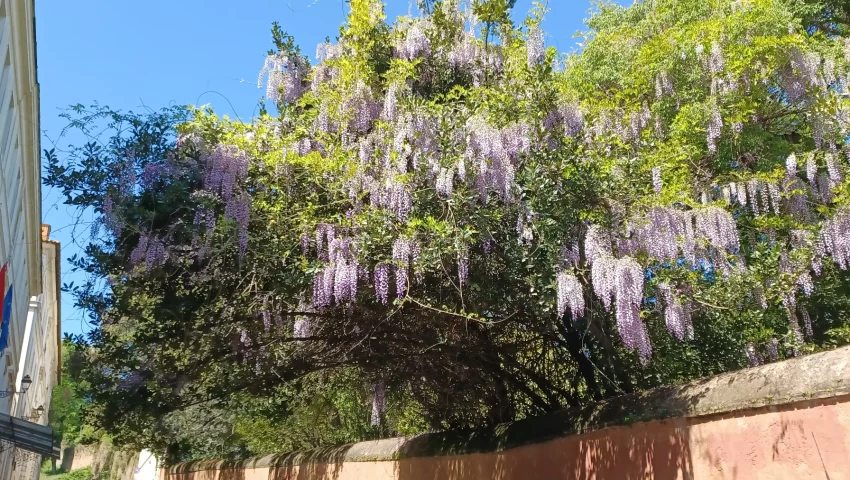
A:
134,449,159,480
0,0,59,478
7,230,60,479
0,0,42,411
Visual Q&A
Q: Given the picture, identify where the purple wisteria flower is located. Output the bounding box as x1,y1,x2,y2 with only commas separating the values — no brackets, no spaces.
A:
221,196,248,258
258,54,308,104
435,167,455,198
694,206,739,252
655,71,674,98
615,257,652,364
370,381,386,426
293,317,312,339
393,238,411,299
708,41,724,74
527,26,545,68
130,233,168,271
448,31,479,69
312,232,360,307
745,344,761,367
374,263,390,305
825,151,843,183
202,144,249,202
651,167,662,195
556,271,584,319
799,306,814,339
786,153,798,176
396,21,431,61
102,196,124,236
765,338,779,361
819,205,850,269
707,106,723,153
560,103,584,138
316,42,341,61
657,282,693,341
457,243,469,286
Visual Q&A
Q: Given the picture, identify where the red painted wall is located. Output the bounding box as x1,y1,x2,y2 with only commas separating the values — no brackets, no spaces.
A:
162,395,850,480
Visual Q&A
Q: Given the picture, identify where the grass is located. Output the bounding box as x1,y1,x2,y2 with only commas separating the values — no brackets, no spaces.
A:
40,466,93,480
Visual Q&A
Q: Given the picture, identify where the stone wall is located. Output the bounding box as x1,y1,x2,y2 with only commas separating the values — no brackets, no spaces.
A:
161,346,850,480
60,444,95,472
61,442,140,480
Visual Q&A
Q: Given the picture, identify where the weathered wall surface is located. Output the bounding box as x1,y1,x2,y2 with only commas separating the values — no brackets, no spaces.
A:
61,444,96,472
97,447,141,480
62,442,141,480
161,346,850,480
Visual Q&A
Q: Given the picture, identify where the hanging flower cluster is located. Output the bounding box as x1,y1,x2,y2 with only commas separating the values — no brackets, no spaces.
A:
651,167,662,195
526,26,545,68
707,106,723,153
463,117,531,203
392,238,411,299
819,206,850,270
556,271,584,319
656,282,693,341
745,344,761,367
457,242,469,286
370,381,386,426
374,263,391,305
313,225,360,307
130,232,168,271
258,54,308,104
655,71,674,98
197,144,253,256
102,196,123,237
581,203,746,357
560,103,585,138
614,257,652,364
395,20,431,61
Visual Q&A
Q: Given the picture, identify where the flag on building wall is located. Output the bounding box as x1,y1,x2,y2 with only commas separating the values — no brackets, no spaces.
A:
0,264,5,323
0,281,12,352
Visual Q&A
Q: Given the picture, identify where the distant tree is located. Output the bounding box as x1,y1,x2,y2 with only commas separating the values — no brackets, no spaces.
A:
48,337,87,449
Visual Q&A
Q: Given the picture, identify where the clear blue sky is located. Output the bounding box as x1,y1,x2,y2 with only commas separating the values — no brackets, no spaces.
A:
35,0,614,336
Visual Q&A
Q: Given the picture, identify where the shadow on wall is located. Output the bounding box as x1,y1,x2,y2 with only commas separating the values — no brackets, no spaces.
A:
388,377,708,480
267,445,353,480
258,378,708,480
220,467,247,480
392,426,692,480
260,435,694,480
248,395,850,479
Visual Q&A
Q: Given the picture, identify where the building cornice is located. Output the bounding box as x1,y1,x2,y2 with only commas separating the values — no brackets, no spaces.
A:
44,240,60,385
